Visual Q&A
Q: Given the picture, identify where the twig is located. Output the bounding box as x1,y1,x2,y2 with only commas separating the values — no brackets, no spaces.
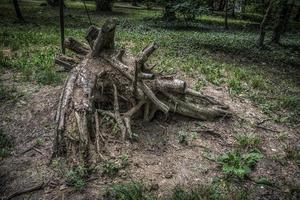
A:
256,125,279,133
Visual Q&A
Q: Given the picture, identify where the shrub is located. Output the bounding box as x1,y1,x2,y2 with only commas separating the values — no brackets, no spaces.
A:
217,150,263,179
65,165,87,190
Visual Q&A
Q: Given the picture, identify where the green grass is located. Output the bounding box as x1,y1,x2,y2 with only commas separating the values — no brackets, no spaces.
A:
234,133,261,151
1,0,299,124
65,164,88,190
104,180,249,200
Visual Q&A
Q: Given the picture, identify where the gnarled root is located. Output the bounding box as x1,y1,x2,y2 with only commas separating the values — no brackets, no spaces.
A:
53,18,231,167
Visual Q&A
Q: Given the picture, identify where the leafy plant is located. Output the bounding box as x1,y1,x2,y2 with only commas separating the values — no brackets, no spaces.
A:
104,181,146,200
65,165,87,190
217,150,263,179
178,131,188,145
102,160,120,176
120,154,129,168
234,133,261,150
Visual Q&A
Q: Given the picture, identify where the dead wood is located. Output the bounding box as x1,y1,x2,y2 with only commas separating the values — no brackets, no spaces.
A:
53,18,231,167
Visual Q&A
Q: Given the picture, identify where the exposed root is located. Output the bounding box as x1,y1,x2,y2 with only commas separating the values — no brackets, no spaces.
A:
53,18,232,167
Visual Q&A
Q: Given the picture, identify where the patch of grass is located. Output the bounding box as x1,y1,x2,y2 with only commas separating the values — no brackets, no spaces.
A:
251,75,266,90
103,180,249,200
65,165,87,190
217,150,263,179
102,160,120,176
234,133,261,151
178,131,189,145
0,129,13,159
177,131,199,145
104,181,147,200
228,78,244,94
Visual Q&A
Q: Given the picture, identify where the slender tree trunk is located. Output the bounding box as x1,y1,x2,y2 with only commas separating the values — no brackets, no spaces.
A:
208,0,214,12
163,3,176,22
295,6,300,21
218,0,225,11
47,0,59,6
258,0,272,47
271,0,292,44
13,0,24,21
132,0,138,6
96,0,112,12
232,0,236,18
224,0,229,29
241,0,246,13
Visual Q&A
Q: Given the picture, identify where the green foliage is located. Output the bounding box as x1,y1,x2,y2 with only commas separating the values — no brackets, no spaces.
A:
217,150,263,179
0,129,13,159
178,131,188,145
102,160,120,176
65,165,87,190
104,181,146,200
251,75,266,90
234,133,261,150
167,185,221,200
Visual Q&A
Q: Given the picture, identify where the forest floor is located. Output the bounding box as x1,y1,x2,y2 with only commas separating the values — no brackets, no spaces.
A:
0,0,300,199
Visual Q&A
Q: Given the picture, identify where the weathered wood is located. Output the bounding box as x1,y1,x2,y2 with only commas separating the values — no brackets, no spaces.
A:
53,18,231,168
86,25,100,48
64,37,90,55
92,19,116,57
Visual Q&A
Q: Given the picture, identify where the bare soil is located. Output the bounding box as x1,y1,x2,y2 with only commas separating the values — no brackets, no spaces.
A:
0,69,299,200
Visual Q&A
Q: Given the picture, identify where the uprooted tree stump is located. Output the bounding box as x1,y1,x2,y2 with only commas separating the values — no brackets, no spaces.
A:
53,18,231,167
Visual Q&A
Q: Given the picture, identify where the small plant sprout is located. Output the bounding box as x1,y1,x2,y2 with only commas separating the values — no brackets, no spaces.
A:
217,150,263,179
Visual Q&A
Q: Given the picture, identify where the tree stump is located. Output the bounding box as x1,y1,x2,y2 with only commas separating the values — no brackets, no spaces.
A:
53,18,231,167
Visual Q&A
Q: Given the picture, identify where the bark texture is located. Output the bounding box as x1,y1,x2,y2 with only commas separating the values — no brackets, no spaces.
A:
53,19,231,167
96,0,113,12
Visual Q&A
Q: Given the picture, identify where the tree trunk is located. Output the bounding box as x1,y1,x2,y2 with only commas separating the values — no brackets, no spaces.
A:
224,0,229,29
241,0,246,13
208,0,214,12
218,0,225,11
258,0,272,47
12,0,24,21
232,0,236,18
271,0,292,44
47,0,59,6
96,0,113,12
295,6,300,21
52,18,231,168
163,3,176,22
132,0,138,6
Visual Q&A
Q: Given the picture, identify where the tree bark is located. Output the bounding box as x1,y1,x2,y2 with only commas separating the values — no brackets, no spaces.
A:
96,0,113,12
224,0,229,29
232,0,236,18
47,0,59,6
13,0,24,21
241,0,246,13
132,0,138,6
271,0,293,44
218,0,225,11
295,6,300,21
258,0,272,47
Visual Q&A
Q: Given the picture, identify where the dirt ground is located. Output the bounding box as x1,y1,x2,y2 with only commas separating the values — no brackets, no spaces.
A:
0,69,300,200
